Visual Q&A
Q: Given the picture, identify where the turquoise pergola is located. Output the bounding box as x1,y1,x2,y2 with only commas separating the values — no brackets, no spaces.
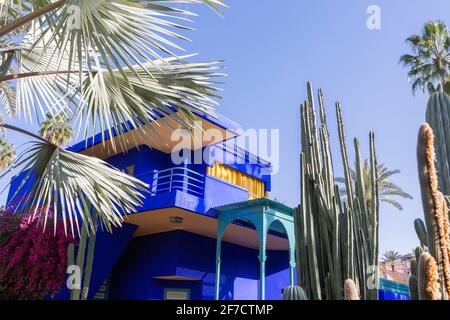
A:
212,198,296,300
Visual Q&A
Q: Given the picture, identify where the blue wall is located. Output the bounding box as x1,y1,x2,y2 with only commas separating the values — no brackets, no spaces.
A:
379,290,411,300
87,223,138,299
108,230,291,300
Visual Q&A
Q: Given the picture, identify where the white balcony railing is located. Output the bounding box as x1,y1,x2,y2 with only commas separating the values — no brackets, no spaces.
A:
150,167,205,197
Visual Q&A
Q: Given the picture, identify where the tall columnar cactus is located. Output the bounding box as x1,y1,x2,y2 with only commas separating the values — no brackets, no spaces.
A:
409,248,422,299
417,124,450,299
418,252,441,300
295,82,379,300
425,92,450,197
414,218,428,248
409,274,419,300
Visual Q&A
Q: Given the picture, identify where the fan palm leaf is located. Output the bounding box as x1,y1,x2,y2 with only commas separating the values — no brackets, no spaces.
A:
0,0,226,234
0,81,15,116
3,140,149,236
78,56,223,149
4,0,226,141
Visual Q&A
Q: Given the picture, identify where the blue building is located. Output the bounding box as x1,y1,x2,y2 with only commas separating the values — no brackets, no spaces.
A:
7,112,296,300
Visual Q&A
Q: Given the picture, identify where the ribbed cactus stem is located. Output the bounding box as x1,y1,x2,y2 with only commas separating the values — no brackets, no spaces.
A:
425,92,450,196
344,279,359,300
297,82,379,300
409,275,419,300
282,286,309,300
418,252,441,300
417,123,450,298
414,218,428,248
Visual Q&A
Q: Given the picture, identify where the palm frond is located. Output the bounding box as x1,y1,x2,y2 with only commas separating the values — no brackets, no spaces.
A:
77,57,223,148
0,81,16,116
336,161,412,211
3,141,149,235
400,20,450,94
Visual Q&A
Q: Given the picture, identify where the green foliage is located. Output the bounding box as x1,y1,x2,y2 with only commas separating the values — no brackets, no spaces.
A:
0,0,227,234
0,138,14,171
382,250,402,262
7,142,148,235
39,112,72,147
400,21,450,94
295,82,379,300
336,162,412,211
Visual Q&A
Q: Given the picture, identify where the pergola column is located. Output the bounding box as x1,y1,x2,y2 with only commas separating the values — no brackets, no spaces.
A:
215,235,222,300
258,216,267,300
213,199,296,301
285,222,296,286
215,220,228,300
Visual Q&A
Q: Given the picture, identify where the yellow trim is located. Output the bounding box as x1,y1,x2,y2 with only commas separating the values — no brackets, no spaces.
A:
207,162,266,200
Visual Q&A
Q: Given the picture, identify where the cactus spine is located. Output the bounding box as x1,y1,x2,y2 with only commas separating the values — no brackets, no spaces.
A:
282,286,309,300
418,252,441,300
344,279,360,300
417,124,450,299
296,82,379,300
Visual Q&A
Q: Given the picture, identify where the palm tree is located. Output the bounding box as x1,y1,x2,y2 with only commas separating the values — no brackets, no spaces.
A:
336,161,412,211
39,112,72,147
382,250,403,272
400,20,450,95
0,139,14,171
0,0,227,235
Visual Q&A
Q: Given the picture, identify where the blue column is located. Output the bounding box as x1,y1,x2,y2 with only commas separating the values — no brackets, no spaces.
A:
215,235,222,300
258,216,267,300
289,263,295,286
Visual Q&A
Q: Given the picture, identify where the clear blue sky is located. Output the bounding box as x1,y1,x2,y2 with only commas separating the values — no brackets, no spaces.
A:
2,0,450,255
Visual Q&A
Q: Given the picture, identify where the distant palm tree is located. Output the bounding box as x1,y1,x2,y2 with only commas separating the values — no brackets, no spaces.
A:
39,113,72,147
400,20,450,94
336,161,412,211
0,139,14,171
382,250,403,271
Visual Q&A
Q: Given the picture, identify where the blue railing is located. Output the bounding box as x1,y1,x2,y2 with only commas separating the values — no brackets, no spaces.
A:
150,167,205,197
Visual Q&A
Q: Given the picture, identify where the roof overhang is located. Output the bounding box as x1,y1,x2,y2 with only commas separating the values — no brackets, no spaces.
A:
68,111,241,159
124,207,290,251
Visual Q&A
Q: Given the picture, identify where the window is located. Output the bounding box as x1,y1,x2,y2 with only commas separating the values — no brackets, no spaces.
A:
164,288,190,300
206,162,267,200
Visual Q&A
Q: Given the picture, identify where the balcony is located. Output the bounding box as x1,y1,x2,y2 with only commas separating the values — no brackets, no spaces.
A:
146,167,205,197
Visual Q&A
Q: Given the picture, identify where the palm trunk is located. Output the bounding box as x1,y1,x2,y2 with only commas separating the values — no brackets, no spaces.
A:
0,123,51,144
0,0,66,38
0,70,79,83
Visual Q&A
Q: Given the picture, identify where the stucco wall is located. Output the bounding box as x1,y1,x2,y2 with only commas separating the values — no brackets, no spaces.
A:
108,230,292,300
